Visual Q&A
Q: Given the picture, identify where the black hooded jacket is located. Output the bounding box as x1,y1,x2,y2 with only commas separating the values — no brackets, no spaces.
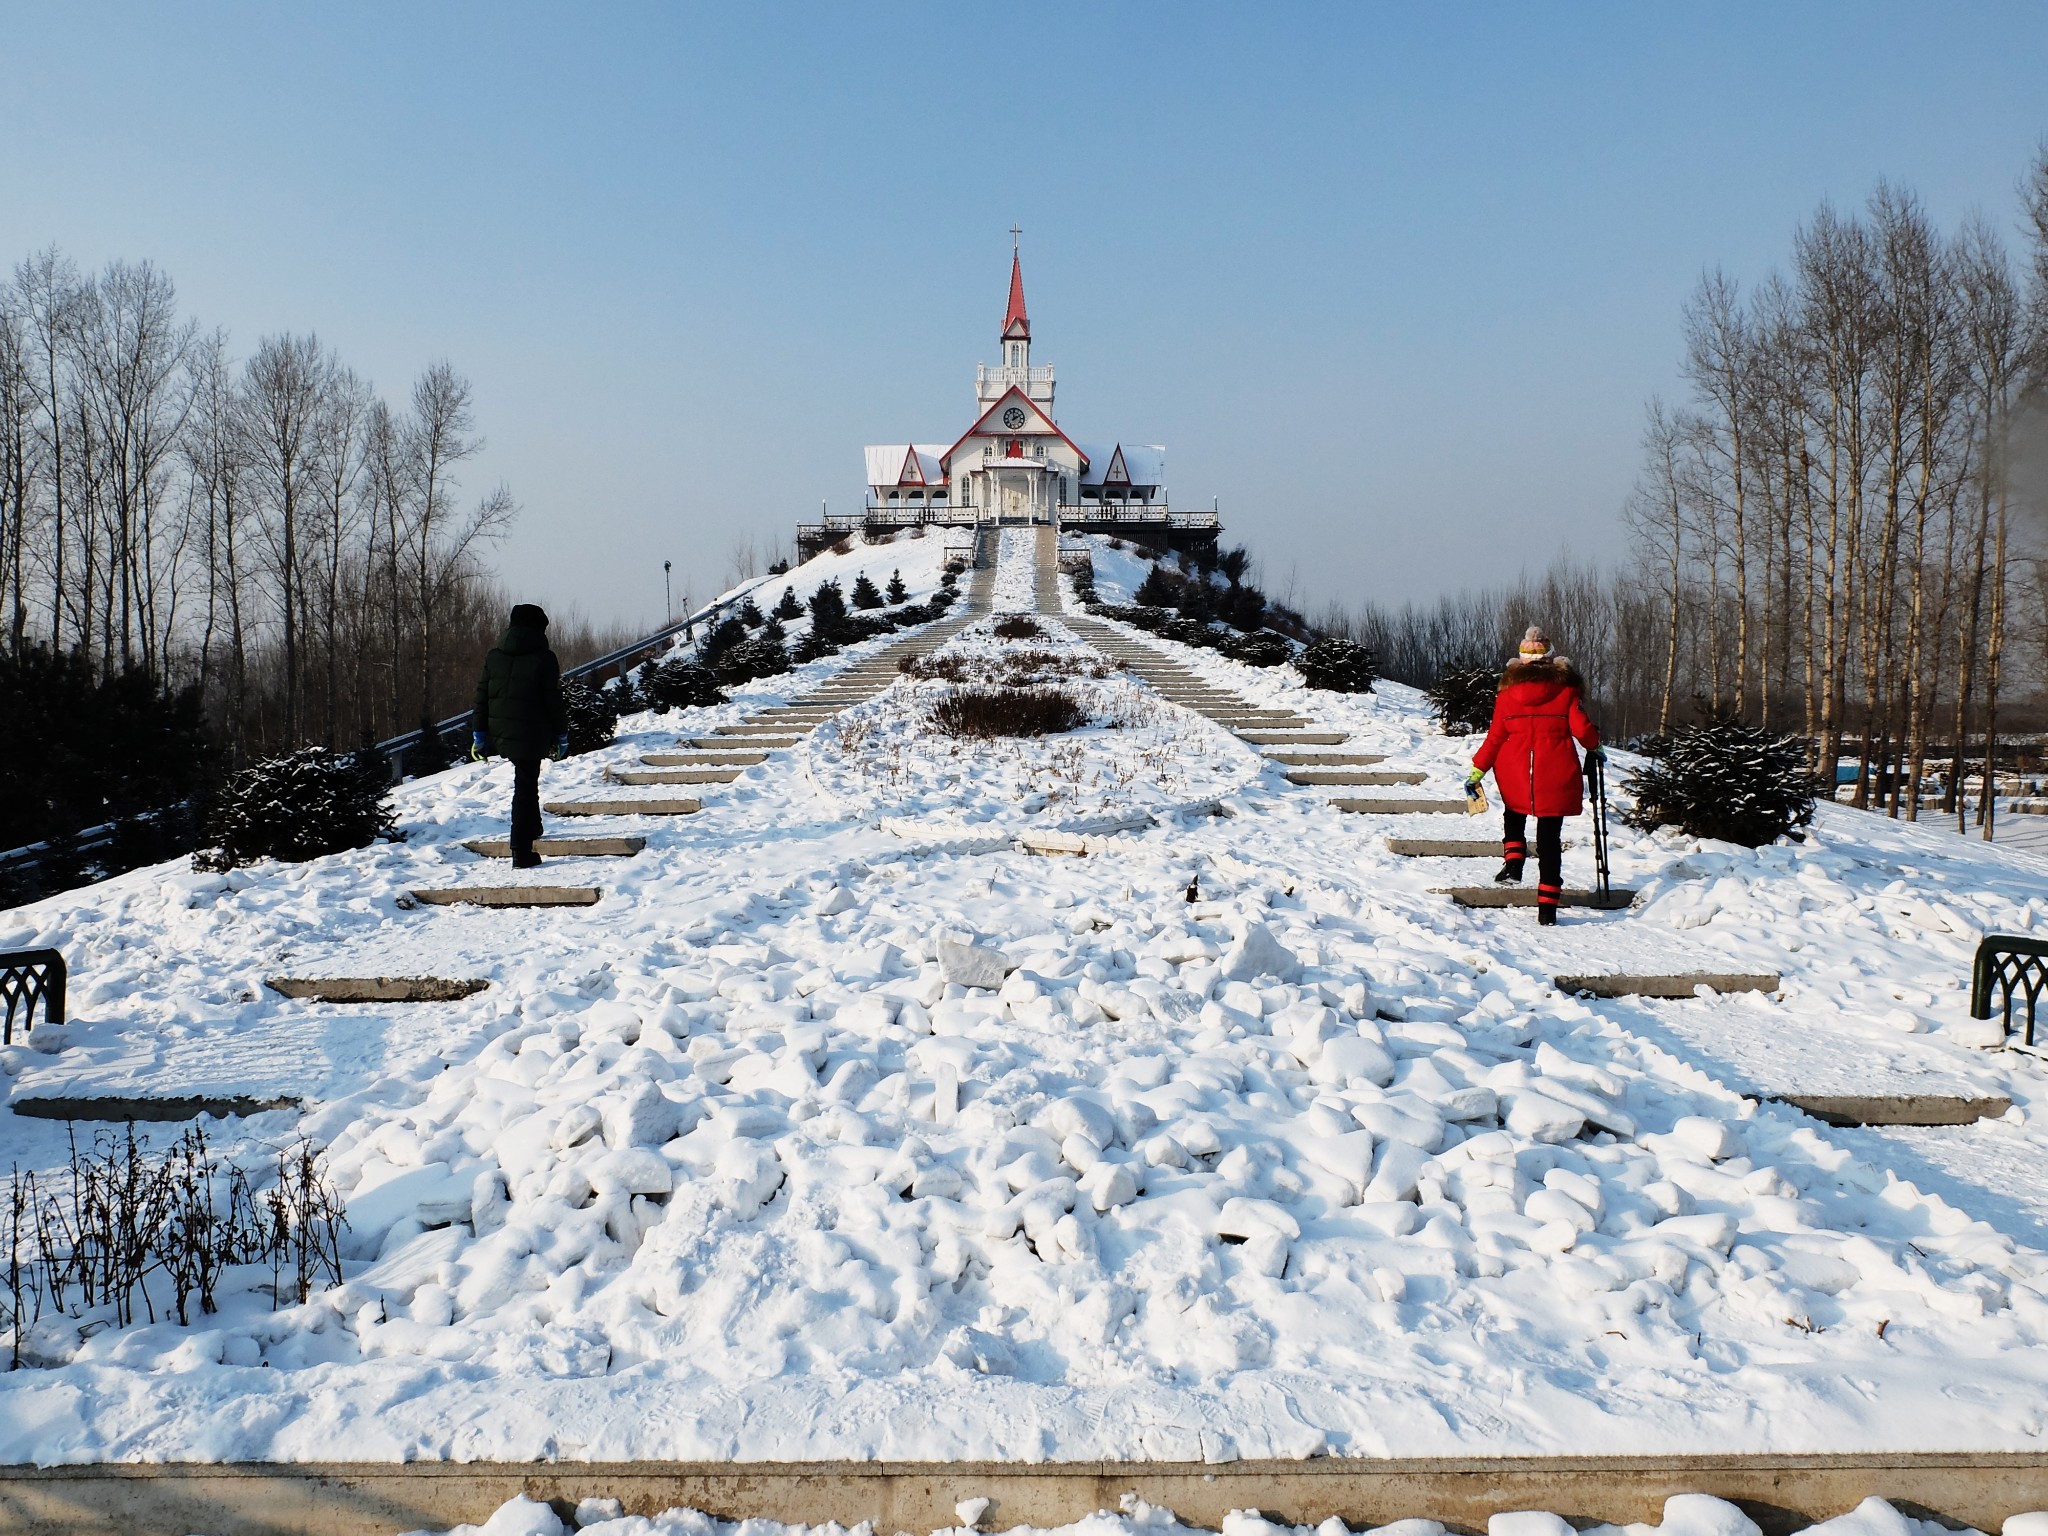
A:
471,609,566,760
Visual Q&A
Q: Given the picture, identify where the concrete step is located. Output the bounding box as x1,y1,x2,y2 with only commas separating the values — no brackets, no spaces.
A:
1386,837,1506,857
1287,769,1427,786
463,836,646,858
685,736,798,749
610,767,742,785
1333,797,1470,815
409,886,602,908
1437,887,1636,910
266,976,489,1002
13,1093,301,1122
1268,751,1388,766
1554,973,1781,999
645,751,766,767
718,723,815,737
1239,729,1348,745
1768,1092,2013,1127
545,798,701,816
4,1452,2046,1536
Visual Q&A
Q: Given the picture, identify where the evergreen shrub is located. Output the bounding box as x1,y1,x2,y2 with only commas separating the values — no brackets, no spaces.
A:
885,570,907,604
736,598,765,629
195,748,394,869
809,580,849,637
720,634,791,683
1223,631,1291,667
1133,566,1179,607
1296,637,1378,694
773,586,804,621
850,574,884,610
562,678,620,756
1425,661,1500,736
1622,722,1817,847
642,658,727,711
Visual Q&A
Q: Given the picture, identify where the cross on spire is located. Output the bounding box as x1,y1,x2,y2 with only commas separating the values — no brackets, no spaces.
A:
1010,223,1022,251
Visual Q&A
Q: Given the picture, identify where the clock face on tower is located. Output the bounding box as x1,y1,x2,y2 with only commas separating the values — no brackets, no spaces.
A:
1002,406,1027,430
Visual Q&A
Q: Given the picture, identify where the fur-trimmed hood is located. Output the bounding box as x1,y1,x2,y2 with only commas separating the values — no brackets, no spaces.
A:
1499,655,1583,692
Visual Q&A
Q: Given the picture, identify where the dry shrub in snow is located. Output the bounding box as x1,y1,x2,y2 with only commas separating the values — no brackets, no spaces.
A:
992,614,1042,639
930,686,1087,739
1623,721,1817,847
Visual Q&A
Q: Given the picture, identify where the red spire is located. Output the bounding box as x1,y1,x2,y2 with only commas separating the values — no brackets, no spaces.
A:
1002,251,1030,341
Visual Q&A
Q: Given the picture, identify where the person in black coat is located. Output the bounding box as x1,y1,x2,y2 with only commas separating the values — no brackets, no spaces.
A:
471,603,568,867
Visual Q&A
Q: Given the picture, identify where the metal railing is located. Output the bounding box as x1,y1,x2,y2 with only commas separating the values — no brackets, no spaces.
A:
1,583,775,888
1,948,66,1045
1971,933,2048,1047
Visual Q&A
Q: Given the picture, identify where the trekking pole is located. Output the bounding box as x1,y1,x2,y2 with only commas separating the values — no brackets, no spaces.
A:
1590,754,1612,901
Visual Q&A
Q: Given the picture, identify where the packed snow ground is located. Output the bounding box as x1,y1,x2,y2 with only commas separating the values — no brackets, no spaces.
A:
411,1494,2040,1536
3,530,2048,1465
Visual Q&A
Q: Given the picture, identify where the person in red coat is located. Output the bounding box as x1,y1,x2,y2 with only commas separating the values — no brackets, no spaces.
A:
1465,626,1604,926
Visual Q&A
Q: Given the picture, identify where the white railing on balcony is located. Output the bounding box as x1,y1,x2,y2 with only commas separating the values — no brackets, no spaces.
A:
976,363,1055,399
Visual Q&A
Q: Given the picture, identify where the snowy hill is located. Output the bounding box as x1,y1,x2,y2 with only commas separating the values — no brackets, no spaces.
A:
1,527,2047,1466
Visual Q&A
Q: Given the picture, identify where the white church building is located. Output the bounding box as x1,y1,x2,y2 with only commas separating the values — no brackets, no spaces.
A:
796,251,1216,562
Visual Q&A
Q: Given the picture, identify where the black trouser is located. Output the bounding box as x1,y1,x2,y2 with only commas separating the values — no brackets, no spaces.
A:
1502,809,1563,905
510,757,543,855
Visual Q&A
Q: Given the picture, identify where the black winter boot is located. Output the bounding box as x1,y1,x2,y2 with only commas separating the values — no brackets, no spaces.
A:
1493,860,1524,885
1537,903,1558,926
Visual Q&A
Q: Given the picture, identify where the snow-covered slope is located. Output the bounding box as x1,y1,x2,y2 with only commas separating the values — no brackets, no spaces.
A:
2,528,2047,1465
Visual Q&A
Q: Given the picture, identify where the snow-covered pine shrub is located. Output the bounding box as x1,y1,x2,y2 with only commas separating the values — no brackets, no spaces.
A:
1070,572,1098,605
1296,637,1378,694
992,614,1041,639
809,579,849,638
1218,583,1268,632
562,678,620,756
793,631,840,663
1223,631,1291,667
736,597,765,629
642,658,726,711
850,573,884,610
1623,722,1818,847
604,673,643,714
194,747,394,869
762,616,787,642
885,569,907,604
773,585,804,621
930,686,1087,739
719,633,791,683
1426,660,1500,736
1133,565,1179,607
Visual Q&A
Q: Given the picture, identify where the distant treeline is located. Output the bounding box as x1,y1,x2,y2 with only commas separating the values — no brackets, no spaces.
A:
1329,146,2048,819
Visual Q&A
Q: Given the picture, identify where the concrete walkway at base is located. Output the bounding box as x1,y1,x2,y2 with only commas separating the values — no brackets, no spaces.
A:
5,1452,2047,1536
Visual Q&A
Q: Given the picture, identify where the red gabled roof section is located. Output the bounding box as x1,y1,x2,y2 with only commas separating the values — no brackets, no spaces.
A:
1002,252,1030,341
899,446,924,486
939,386,1091,474
1104,445,1130,484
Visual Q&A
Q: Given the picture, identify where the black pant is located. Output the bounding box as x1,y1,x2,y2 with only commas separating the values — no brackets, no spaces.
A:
510,757,543,855
1502,810,1563,901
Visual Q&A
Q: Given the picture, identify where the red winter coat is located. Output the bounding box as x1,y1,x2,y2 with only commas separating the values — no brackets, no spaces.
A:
1472,657,1602,817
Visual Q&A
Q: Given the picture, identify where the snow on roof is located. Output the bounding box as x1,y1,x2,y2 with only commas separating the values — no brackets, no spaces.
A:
862,445,948,487
1075,442,1166,486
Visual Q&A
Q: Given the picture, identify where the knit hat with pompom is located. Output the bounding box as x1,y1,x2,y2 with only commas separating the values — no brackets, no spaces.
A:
1518,625,1551,658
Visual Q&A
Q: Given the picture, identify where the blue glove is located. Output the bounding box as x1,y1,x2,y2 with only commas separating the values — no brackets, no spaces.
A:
554,733,570,762
470,731,489,762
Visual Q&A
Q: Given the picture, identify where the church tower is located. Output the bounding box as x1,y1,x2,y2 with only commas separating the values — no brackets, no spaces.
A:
978,244,1054,409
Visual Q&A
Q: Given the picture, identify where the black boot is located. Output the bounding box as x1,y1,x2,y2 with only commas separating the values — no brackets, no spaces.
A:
512,849,542,870
1494,860,1524,885
1537,902,1558,926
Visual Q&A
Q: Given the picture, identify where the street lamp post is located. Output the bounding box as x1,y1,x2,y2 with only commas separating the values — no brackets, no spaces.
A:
664,561,673,626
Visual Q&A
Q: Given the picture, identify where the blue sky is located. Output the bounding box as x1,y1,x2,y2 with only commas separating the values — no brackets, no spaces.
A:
4,4,2044,628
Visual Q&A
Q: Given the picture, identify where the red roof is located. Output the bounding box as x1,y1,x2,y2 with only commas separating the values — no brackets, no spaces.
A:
1002,252,1030,341
939,386,1090,475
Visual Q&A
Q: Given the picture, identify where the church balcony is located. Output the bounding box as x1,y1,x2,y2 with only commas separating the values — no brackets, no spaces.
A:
975,363,1055,401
